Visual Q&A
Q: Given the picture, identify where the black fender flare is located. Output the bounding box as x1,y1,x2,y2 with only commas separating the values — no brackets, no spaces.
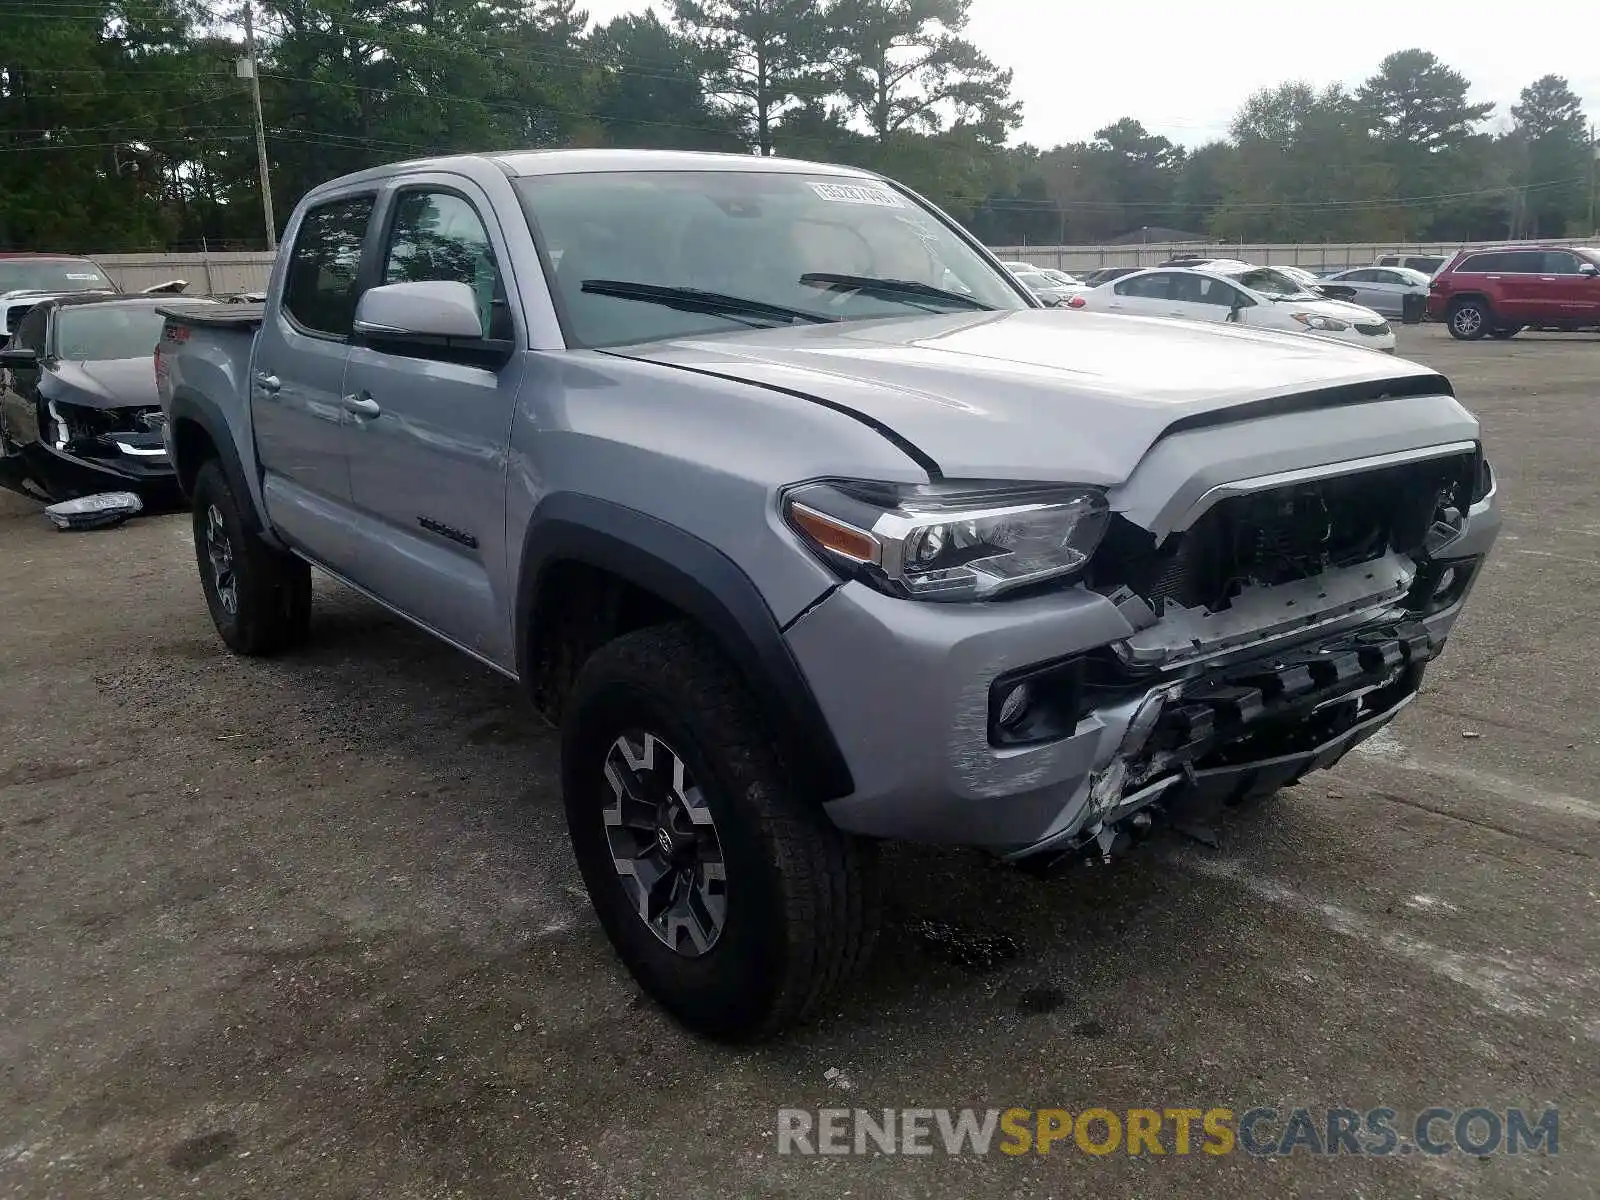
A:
166,388,261,532
515,493,855,802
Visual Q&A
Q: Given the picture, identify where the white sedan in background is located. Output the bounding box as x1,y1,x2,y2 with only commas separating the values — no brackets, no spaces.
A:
1065,264,1397,352
1319,265,1432,319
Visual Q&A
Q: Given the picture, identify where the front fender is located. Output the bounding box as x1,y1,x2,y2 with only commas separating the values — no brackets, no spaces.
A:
516,492,854,803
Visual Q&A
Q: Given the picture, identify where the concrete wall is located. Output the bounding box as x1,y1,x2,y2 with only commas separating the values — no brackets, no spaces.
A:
93,237,1597,294
96,252,277,296
991,239,1596,273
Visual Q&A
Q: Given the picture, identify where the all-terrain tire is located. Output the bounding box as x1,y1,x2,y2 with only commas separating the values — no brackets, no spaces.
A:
561,620,880,1041
1447,298,1491,340
192,458,312,656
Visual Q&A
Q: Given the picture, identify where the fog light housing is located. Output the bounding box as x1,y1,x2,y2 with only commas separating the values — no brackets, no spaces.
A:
1431,566,1457,598
997,682,1033,729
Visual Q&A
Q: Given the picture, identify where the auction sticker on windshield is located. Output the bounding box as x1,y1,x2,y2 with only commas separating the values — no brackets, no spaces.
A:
810,182,904,207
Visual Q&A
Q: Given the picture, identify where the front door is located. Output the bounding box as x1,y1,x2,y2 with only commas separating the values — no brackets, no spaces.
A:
1540,250,1600,323
340,181,526,665
251,192,376,571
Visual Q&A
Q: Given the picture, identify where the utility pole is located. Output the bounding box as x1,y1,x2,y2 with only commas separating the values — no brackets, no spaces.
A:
239,1,276,250
1588,120,1597,237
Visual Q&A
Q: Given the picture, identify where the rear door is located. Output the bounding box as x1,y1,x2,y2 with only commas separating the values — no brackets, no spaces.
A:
1106,271,1172,315
1493,250,1548,324
251,191,377,570
1336,269,1387,314
1165,272,1240,323
339,176,527,664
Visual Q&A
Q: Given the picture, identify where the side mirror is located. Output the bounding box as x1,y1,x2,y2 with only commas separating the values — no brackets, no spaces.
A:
355,280,487,340
0,346,37,368
1579,263,1599,278
352,281,511,368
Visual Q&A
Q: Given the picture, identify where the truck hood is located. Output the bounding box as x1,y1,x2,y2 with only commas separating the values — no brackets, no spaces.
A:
40,358,159,410
620,309,1444,483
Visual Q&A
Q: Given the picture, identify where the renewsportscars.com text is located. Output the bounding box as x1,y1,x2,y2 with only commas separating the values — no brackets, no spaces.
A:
776,1106,1559,1157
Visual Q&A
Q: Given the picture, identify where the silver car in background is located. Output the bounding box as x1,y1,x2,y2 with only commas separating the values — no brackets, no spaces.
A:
1322,266,1432,319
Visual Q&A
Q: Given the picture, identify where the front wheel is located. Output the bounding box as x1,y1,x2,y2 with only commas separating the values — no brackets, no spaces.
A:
191,459,311,655
1447,299,1490,340
561,621,880,1041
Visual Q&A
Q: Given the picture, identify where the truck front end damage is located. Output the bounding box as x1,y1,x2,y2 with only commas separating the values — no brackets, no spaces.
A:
1016,440,1497,864
789,435,1500,864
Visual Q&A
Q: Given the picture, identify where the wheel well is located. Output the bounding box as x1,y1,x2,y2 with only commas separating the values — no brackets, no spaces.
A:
525,559,687,722
1448,291,1492,312
171,416,219,497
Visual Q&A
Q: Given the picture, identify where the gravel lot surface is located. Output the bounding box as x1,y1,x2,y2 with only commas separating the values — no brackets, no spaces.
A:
2,325,1596,1198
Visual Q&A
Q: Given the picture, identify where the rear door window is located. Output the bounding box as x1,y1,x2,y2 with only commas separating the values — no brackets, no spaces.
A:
282,196,375,338
1115,273,1171,299
1458,252,1507,273
1501,251,1544,274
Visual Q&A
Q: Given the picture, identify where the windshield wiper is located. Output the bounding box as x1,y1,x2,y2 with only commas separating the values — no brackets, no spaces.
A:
579,280,836,326
798,273,995,311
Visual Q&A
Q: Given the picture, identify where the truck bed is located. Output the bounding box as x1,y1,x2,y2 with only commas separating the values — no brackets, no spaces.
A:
158,302,264,330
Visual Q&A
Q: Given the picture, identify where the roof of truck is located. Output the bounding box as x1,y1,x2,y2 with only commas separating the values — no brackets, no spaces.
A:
305,148,883,195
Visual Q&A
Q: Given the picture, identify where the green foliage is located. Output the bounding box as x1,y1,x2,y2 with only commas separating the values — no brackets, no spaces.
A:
1509,75,1592,237
0,9,1593,252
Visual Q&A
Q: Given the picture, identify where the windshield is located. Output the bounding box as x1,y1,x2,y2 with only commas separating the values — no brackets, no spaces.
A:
1231,267,1318,300
55,305,170,360
0,259,113,295
515,170,1028,348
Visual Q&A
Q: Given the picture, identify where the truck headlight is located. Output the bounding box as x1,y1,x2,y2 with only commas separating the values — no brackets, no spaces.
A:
1290,313,1350,331
783,479,1110,601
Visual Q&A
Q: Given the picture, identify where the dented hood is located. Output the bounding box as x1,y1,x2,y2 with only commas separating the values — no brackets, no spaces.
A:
623,308,1445,484
40,357,159,410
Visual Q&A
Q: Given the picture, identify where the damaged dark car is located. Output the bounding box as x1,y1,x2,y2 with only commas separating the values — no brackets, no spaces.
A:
0,294,213,504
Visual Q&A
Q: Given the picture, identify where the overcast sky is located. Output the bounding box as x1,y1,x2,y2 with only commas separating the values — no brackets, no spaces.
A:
584,0,1600,148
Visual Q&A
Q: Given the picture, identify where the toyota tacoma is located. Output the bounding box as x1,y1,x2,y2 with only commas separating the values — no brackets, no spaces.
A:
156,150,1501,1040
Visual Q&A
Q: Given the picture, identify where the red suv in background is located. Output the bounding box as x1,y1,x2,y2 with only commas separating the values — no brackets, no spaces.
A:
1428,244,1600,340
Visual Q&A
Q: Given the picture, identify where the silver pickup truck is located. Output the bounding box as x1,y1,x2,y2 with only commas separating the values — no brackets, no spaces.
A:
157,149,1501,1040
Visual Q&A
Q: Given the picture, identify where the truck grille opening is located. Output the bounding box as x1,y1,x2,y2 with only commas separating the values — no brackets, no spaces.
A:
1093,451,1478,615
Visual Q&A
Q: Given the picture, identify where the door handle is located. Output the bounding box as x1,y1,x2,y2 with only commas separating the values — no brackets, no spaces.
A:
253,371,280,393
342,392,381,418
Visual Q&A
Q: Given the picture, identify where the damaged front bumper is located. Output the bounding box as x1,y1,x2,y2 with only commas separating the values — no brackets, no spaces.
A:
788,478,1500,860
4,404,177,503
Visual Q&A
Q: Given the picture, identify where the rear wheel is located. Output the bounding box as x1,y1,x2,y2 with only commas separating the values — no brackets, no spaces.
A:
1488,325,1523,340
192,459,311,656
1447,299,1490,340
561,621,880,1041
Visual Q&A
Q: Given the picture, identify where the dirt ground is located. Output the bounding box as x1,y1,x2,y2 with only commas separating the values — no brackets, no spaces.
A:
2,324,1597,1199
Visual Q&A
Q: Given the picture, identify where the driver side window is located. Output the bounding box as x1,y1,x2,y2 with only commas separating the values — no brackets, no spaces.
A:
16,307,48,355
382,190,513,341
